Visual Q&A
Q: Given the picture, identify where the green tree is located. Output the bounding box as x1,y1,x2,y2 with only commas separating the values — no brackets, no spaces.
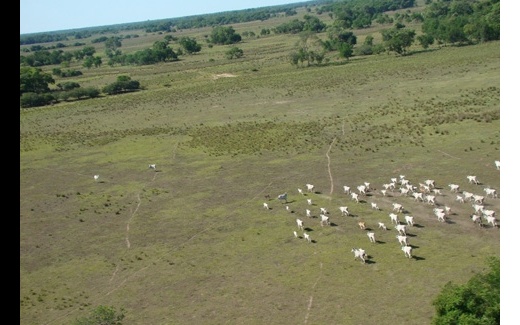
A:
432,256,499,325
179,37,202,54
381,27,416,56
20,66,55,95
105,36,122,58
209,26,242,45
225,46,244,59
73,305,125,325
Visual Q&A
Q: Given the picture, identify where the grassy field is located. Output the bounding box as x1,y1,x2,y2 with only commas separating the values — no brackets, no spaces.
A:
20,6,500,324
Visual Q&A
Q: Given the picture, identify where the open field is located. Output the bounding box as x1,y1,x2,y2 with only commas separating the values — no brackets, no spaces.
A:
20,8,500,324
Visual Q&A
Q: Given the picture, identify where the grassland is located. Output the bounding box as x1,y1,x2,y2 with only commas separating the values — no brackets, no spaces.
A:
20,6,500,324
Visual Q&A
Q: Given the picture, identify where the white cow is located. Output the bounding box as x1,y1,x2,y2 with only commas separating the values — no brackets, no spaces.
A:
351,192,359,203
467,175,478,184
425,195,436,205
444,206,452,215
307,199,313,206
263,202,269,210
436,212,446,222
389,213,399,225
463,191,474,201
456,195,465,203
412,192,423,202
339,206,349,216
306,184,315,192
392,203,403,213
470,214,482,226
472,195,484,205
370,202,380,210
381,189,387,197
425,179,435,188
396,235,408,246
402,245,413,258
298,188,304,195
357,185,367,195
472,204,484,214
484,215,498,227
343,185,351,194
93,174,100,181
448,184,460,192
404,215,414,227
306,209,312,218
304,232,311,242
148,164,156,169
296,218,304,230
351,248,367,264
367,232,376,243
483,187,497,198
378,222,387,230
320,214,330,227
494,160,500,170
482,209,495,218
320,207,328,215
293,231,298,238
395,224,407,236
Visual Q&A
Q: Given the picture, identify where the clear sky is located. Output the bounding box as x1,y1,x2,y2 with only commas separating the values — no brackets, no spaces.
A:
20,0,308,34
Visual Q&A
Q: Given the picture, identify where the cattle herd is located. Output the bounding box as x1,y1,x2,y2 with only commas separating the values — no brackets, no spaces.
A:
262,160,500,264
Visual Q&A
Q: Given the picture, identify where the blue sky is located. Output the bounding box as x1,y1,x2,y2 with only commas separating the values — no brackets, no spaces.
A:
20,0,307,34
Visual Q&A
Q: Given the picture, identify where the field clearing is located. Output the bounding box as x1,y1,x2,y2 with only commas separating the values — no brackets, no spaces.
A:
20,15,500,324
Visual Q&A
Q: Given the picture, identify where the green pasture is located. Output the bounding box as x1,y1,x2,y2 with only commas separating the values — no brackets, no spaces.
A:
20,14,499,324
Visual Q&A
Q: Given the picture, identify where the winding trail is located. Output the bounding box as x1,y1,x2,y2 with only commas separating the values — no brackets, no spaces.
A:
325,138,337,196
303,262,323,324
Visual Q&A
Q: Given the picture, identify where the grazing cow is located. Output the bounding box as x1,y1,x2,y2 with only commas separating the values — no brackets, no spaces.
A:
432,189,442,195
412,192,423,202
296,218,304,230
293,231,298,238
472,195,484,205
306,184,315,192
358,221,366,230
482,209,495,218
467,175,478,184
351,248,367,264
396,235,408,246
263,202,269,210
404,215,414,227
389,213,399,225
483,187,497,198
425,179,435,188
304,232,311,242
392,203,403,213
378,222,387,230
381,189,387,197
148,164,156,169
364,182,370,189
463,191,474,202
298,188,304,195
444,206,452,216
456,195,465,203
286,205,291,212
425,195,436,205
399,187,410,196
307,199,313,206
351,192,359,203
277,192,288,203
339,206,349,217
357,185,367,195
395,224,407,236
93,175,100,181
484,215,498,228
448,184,460,192
367,232,376,243
470,214,482,226
371,202,380,210
436,212,446,222
472,204,484,214
495,160,500,170
402,245,413,258
306,209,312,218
320,207,328,215
343,185,351,194
320,214,330,227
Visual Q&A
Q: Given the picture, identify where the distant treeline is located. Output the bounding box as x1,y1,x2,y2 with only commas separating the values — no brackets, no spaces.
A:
20,0,416,45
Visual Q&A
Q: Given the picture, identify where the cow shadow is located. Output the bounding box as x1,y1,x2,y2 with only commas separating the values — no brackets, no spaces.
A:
374,240,385,244
364,259,376,264
330,222,339,227
412,256,425,261
413,224,425,228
